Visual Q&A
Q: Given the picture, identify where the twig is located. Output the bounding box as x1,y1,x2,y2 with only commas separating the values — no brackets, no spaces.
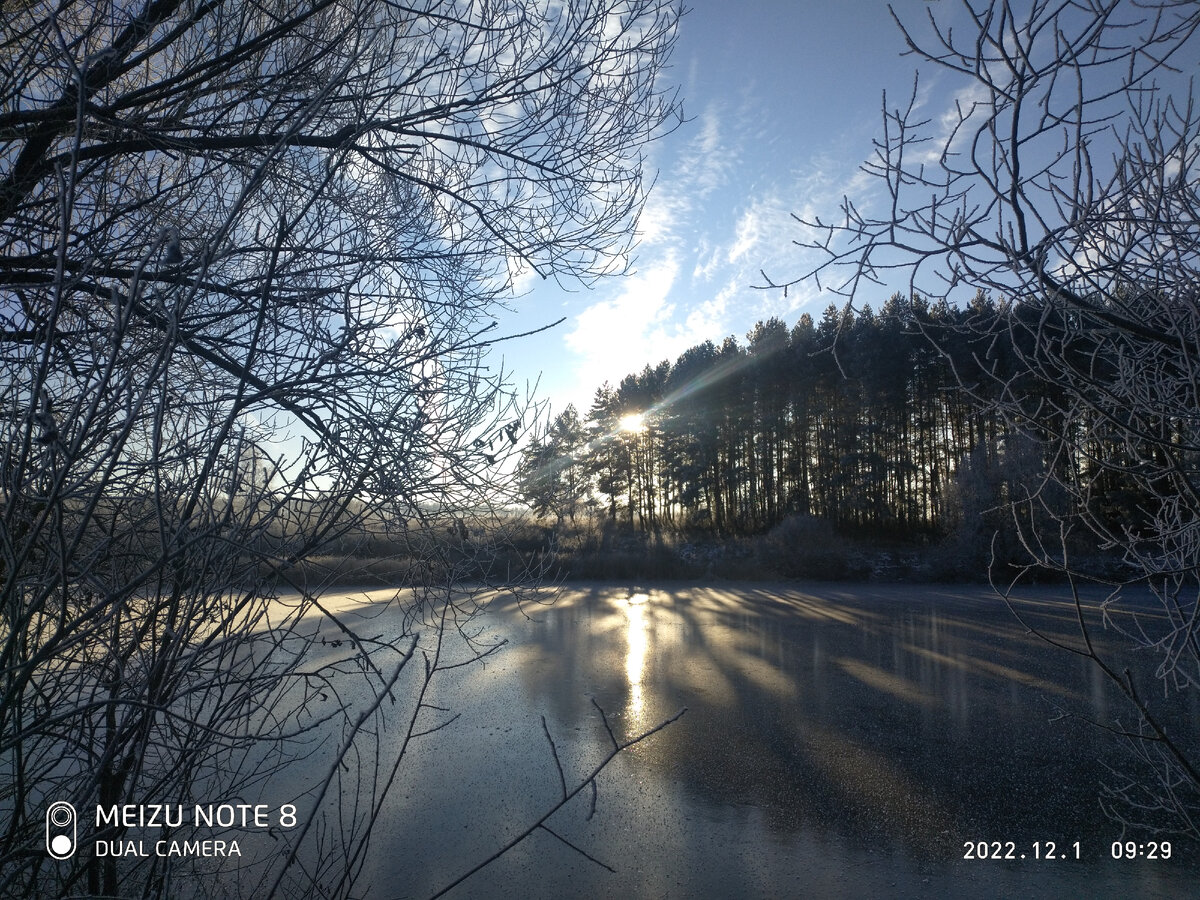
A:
429,705,687,899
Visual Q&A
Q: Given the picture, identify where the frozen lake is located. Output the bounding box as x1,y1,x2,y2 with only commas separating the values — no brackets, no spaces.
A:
303,583,1200,898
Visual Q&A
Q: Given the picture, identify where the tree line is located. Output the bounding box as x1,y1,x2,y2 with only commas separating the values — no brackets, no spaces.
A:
521,292,1146,542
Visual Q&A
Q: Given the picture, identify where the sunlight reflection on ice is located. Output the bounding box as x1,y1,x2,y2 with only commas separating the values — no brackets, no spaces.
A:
625,593,650,719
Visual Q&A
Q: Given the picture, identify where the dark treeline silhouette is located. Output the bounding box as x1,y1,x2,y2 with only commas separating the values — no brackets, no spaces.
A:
521,292,1145,550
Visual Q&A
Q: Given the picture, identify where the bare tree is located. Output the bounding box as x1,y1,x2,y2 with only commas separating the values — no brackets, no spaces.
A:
770,0,1200,838
0,1,681,896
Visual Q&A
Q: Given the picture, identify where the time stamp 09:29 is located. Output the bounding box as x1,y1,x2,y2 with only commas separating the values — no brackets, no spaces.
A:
963,840,1174,861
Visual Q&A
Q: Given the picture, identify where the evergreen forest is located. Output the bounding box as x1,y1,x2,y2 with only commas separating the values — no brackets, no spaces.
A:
519,293,1149,573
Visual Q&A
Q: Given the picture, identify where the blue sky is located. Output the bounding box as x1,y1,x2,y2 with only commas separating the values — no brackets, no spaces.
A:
499,1,961,414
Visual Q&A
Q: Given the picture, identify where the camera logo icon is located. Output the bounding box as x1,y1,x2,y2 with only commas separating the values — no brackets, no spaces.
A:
46,801,76,859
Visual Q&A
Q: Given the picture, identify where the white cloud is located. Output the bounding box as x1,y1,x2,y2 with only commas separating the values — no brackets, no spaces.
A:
635,190,681,246
690,237,722,281
564,254,679,386
727,204,764,265
560,252,742,406
722,190,805,282
918,82,992,166
507,260,541,296
633,102,742,252
683,104,734,198
684,284,732,337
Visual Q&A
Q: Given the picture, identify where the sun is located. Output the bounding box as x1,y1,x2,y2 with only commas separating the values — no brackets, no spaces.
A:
619,412,646,433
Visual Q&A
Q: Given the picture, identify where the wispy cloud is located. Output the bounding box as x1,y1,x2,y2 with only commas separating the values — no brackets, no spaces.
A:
916,81,992,166
727,200,769,265
678,103,737,200
690,237,722,281
635,101,742,250
635,189,682,247
717,186,826,306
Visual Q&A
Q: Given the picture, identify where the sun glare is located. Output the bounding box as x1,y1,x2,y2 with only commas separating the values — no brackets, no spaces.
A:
619,412,646,433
